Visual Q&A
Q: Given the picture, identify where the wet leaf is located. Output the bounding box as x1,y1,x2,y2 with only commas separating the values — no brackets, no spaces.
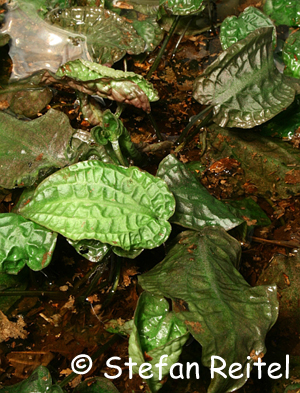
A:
42,59,159,112
220,7,276,50
156,154,243,231
73,377,120,393
67,239,111,262
283,30,300,79
45,6,146,65
20,160,175,250
201,124,300,198
0,365,54,393
0,109,75,189
139,228,278,393
263,0,300,26
112,247,143,259
128,291,189,392
159,0,205,16
193,27,296,128
0,213,57,275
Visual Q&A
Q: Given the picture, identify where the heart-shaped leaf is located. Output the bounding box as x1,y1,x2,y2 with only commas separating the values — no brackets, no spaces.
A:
263,0,300,26
193,27,296,128
283,29,300,79
45,6,146,65
128,291,189,392
220,7,276,50
139,228,278,393
20,160,175,250
0,213,57,275
156,154,243,231
159,0,205,16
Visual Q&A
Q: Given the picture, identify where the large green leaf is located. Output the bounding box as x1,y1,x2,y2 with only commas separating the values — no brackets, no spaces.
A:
0,213,57,275
193,27,296,128
139,228,278,393
220,7,276,50
45,6,146,65
41,59,159,113
283,29,300,79
73,377,120,393
159,0,205,16
200,124,300,199
226,197,271,227
128,291,189,392
263,0,300,26
156,154,243,231
20,160,175,250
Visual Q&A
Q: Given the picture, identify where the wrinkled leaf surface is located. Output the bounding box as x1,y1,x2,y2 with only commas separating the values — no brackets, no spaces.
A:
20,160,175,250
283,29,300,79
263,0,300,26
156,154,243,231
193,27,296,128
0,213,57,274
220,7,276,50
159,0,205,16
139,228,278,393
67,239,111,262
129,291,189,392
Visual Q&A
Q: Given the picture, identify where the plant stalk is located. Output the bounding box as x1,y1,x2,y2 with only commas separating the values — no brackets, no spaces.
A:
146,15,180,80
147,112,163,142
175,105,213,146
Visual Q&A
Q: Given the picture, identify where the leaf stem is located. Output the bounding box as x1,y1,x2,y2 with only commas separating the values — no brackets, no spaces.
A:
147,112,163,142
0,290,69,299
111,140,128,167
146,15,180,80
171,16,194,57
102,254,121,308
175,105,213,146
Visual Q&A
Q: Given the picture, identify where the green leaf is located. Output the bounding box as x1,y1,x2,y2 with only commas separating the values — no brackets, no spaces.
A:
73,377,120,393
44,59,159,112
263,0,300,26
193,27,296,128
200,123,300,199
129,291,189,392
112,247,143,259
220,7,276,50
156,154,243,231
20,160,175,250
159,0,205,16
0,213,57,274
45,6,146,65
225,197,271,227
258,95,300,139
0,109,74,189
0,365,52,392
129,12,164,52
139,228,278,393
283,29,300,79
67,239,111,262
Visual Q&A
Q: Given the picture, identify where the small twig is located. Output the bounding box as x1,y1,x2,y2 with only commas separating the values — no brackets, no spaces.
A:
251,237,299,249
135,140,173,153
146,15,180,80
